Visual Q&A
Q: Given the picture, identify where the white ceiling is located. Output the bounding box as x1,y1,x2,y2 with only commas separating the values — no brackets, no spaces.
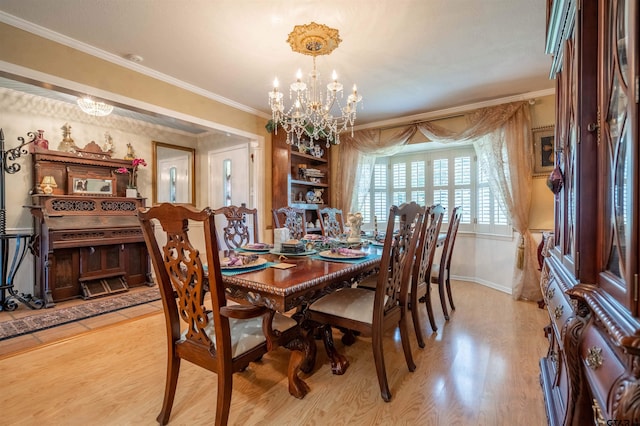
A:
0,0,554,129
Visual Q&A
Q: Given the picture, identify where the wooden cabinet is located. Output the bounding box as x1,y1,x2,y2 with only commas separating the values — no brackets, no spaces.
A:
540,1,640,424
272,130,331,232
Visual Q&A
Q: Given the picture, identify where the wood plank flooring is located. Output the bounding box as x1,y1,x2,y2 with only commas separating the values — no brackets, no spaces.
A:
0,281,549,425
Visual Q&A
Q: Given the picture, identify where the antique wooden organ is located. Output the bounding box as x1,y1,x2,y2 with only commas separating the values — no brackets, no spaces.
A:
28,148,151,307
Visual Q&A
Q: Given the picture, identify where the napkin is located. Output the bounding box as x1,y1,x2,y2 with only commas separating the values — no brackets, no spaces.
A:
334,248,365,257
244,243,271,250
273,228,290,252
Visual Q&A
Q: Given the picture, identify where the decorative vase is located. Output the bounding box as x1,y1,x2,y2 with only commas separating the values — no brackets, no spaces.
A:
126,188,138,198
30,129,49,152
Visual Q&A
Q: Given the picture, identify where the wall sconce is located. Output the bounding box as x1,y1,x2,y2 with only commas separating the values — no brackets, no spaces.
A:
40,176,57,194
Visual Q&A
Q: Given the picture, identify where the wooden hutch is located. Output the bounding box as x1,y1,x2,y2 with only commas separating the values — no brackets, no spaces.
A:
540,0,640,424
28,146,152,307
272,130,331,232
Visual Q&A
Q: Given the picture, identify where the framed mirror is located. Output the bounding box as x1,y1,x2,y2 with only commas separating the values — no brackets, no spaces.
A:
152,141,196,206
67,167,116,196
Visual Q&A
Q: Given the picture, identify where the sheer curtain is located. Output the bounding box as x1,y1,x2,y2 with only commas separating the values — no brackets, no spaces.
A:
335,101,540,300
336,127,416,213
419,102,539,300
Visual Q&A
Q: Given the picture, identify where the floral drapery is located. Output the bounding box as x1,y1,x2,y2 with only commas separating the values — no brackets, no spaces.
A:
336,101,540,300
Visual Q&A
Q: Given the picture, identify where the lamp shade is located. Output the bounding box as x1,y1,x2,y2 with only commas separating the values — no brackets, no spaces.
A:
40,175,57,194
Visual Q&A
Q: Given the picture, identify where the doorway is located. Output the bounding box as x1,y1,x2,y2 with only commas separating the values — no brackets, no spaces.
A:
208,143,254,242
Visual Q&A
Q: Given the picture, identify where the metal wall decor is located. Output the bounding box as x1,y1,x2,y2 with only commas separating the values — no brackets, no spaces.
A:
0,129,44,311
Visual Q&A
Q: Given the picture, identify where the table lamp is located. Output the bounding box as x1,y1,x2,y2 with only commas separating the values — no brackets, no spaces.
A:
40,175,57,194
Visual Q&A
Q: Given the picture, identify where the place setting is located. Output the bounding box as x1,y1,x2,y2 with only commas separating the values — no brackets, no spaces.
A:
235,242,273,253
218,252,273,276
312,247,379,264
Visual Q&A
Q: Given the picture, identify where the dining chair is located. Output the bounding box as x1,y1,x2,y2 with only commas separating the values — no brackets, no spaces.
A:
431,206,462,320
138,203,297,426
409,204,445,346
272,206,307,239
318,207,345,238
305,201,425,402
213,204,259,250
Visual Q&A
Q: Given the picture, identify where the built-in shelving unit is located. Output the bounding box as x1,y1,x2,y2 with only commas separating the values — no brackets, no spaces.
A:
272,131,331,233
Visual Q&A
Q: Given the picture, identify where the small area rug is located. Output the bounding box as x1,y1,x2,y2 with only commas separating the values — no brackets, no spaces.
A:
0,287,161,341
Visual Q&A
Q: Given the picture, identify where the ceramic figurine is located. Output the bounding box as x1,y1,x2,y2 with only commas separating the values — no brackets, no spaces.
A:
312,188,324,204
124,143,136,160
57,122,77,153
103,131,114,153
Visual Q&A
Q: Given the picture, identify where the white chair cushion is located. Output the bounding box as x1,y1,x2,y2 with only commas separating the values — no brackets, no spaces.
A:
356,274,377,289
430,263,440,279
308,287,388,325
181,310,297,358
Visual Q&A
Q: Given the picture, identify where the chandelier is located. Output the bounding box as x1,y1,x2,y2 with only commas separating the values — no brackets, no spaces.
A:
268,22,362,147
76,97,114,117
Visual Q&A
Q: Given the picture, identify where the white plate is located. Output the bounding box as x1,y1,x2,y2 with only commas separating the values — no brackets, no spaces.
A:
220,257,268,270
269,249,317,257
319,249,367,259
240,244,272,252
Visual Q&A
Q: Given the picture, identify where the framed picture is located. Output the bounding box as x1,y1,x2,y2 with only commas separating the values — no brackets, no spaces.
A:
532,125,555,176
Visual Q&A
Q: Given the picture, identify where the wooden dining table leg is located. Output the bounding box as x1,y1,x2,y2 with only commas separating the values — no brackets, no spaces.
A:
298,321,317,374
284,335,311,399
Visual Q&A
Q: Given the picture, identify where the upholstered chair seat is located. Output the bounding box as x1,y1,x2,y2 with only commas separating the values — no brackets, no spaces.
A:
430,263,440,279
308,288,388,324
182,311,297,358
355,274,377,290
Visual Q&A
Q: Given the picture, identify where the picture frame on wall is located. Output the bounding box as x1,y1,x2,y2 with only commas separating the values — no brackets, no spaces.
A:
532,125,555,176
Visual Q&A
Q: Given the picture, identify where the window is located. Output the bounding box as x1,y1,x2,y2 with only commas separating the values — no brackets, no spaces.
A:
359,145,511,235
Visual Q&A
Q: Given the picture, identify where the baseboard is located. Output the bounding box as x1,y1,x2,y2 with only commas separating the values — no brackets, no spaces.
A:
451,274,512,295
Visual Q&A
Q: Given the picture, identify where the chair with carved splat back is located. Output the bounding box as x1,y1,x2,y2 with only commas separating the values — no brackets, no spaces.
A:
138,203,298,425
272,206,307,240
213,204,259,250
318,207,345,238
431,206,462,321
409,204,445,345
305,202,425,402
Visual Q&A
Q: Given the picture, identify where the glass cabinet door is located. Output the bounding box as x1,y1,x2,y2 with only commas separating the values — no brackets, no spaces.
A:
598,0,638,312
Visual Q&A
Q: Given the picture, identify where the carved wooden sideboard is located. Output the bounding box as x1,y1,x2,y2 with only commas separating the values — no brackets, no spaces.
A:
28,149,151,306
541,1,640,424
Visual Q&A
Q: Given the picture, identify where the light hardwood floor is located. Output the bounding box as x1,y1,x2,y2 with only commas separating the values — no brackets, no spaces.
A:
0,280,549,425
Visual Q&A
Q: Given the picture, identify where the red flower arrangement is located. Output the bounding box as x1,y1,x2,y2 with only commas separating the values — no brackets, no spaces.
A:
115,158,147,189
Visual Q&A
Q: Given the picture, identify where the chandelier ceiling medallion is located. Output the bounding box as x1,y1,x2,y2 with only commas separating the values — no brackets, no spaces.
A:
268,22,362,147
76,97,114,117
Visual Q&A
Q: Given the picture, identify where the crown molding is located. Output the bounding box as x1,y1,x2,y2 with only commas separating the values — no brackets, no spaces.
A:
354,88,556,131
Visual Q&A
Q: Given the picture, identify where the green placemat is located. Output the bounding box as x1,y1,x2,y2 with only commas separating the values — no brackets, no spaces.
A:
221,261,276,276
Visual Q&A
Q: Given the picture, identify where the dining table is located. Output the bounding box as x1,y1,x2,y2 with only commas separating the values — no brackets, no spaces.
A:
220,243,383,399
